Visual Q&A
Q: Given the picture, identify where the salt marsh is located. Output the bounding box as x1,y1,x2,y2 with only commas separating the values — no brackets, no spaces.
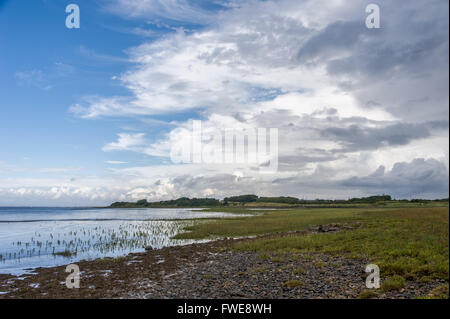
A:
0,207,235,275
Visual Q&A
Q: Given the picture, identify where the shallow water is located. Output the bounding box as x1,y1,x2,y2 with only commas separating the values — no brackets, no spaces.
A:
0,207,234,275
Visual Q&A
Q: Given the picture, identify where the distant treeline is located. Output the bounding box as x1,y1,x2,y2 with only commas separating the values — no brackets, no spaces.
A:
110,197,220,208
223,194,392,204
223,195,301,204
109,194,448,208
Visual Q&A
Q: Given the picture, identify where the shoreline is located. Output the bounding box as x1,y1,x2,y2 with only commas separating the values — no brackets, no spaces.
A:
0,225,445,299
0,208,252,276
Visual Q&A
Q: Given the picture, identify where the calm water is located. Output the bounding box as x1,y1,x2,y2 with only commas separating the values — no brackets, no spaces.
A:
0,207,235,275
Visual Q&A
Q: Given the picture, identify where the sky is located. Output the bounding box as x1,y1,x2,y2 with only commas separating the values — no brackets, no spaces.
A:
0,0,448,206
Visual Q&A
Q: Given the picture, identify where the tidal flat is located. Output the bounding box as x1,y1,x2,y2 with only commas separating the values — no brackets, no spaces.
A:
0,205,448,299
0,207,241,275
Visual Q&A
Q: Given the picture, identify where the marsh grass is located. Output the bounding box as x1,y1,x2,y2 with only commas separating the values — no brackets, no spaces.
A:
315,261,326,268
358,290,379,299
176,207,449,283
52,250,76,257
1,220,196,264
234,208,449,281
175,208,363,239
199,207,262,214
380,275,406,292
293,266,305,275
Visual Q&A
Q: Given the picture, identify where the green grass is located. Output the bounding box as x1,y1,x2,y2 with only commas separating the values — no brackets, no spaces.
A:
235,208,449,281
294,266,305,275
315,261,326,268
199,207,262,214
176,207,449,282
358,290,379,299
271,254,286,263
175,207,364,239
381,275,406,292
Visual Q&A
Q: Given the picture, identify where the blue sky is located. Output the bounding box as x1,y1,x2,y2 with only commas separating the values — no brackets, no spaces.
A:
0,0,448,205
0,0,212,180
1,1,134,169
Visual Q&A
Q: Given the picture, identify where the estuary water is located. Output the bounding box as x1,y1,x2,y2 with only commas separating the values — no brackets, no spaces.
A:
0,207,235,275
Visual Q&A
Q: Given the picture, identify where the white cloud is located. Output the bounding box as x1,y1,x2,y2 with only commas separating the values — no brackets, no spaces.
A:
104,0,219,23
15,62,75,91
105,160,128,165
78,45,131,64
15,70,53,91
102,133,147,151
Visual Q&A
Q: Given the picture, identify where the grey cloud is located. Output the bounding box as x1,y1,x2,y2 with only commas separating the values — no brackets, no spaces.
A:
340,158,449,198
171,173,243,193
297,20,367,64
299,0,449,80
322,121,444,152
326,34,447,81
277,149,344,172
294,0,449,122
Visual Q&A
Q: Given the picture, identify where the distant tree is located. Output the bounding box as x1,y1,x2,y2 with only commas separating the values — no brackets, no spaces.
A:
223,195,258,203
257,196,300,204
136,199,149,206
348,195,391,203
